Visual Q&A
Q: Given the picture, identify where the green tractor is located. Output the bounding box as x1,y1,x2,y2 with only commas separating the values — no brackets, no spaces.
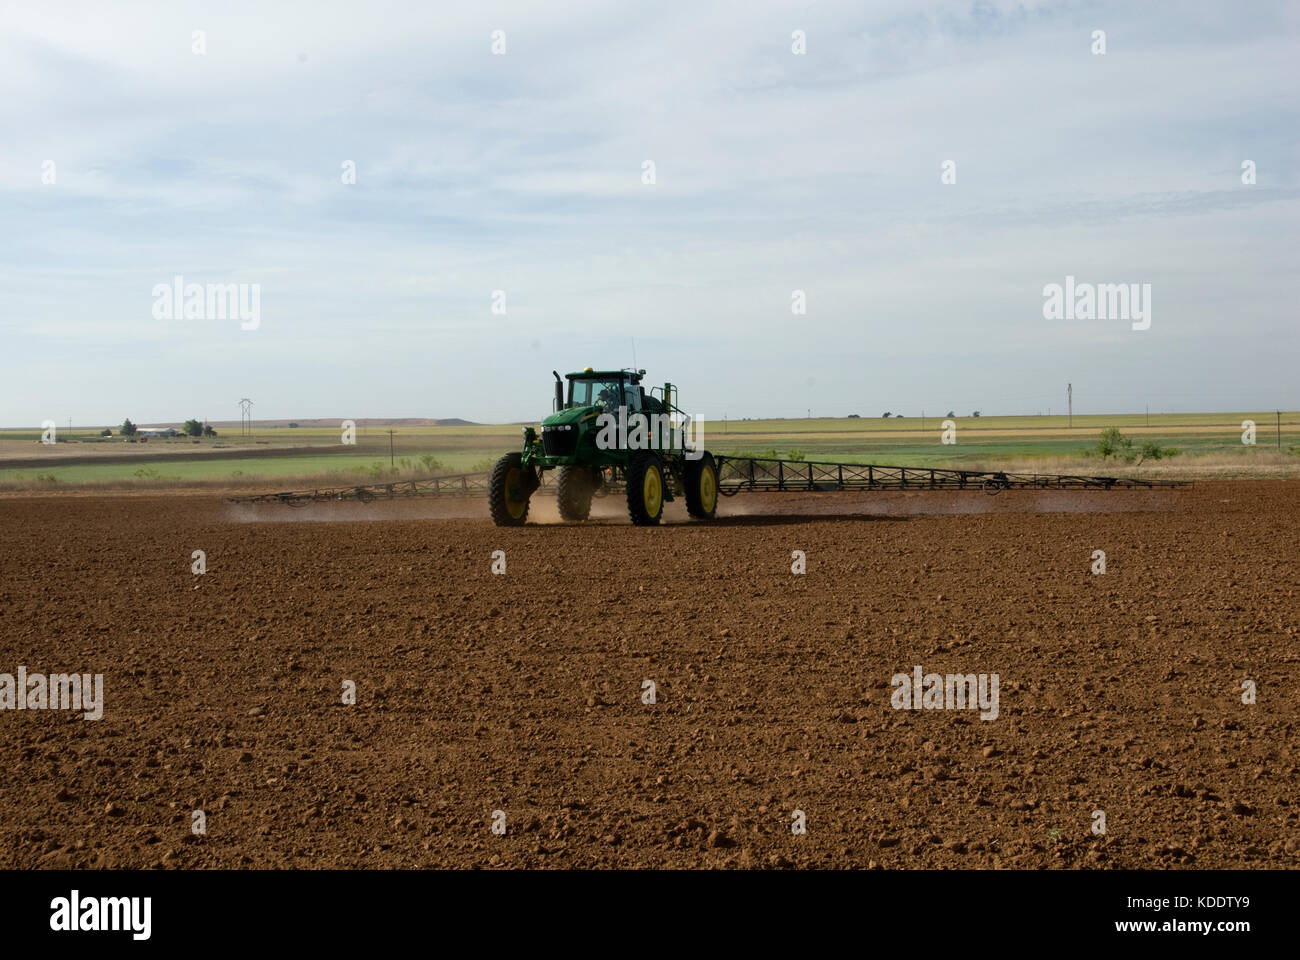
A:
488,367,718,526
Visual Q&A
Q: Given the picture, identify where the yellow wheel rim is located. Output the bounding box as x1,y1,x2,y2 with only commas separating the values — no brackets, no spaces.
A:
504,466,527,519
700,464,717,512
643,465,663,517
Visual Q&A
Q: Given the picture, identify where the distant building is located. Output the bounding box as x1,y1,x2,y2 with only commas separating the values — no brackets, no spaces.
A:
136,427,180,439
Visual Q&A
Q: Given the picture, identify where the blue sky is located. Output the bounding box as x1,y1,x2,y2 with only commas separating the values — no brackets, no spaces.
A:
2,0,1297,426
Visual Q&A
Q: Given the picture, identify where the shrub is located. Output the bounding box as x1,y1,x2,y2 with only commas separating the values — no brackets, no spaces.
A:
1096,427,1132,460
1136,441,1179,464
1093,428,1178,464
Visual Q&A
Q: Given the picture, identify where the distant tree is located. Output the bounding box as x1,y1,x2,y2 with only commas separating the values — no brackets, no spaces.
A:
100,428,112,437
202,424,217,437
971,411,981,418
847,413,860,419
120,418,137,436
1095,427,1132,460
1135,439,1177,465
288,422,300,428
183,419,203,437
946,411,955,418
881,412,892,418
895,414,905,418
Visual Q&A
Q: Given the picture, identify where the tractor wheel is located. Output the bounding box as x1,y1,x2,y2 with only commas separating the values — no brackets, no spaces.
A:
684,451,719,520
625,452,665,526
488,452,532,526
557,465,595,521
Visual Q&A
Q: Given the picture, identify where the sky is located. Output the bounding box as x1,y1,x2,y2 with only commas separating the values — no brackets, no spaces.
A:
2,0,1297,426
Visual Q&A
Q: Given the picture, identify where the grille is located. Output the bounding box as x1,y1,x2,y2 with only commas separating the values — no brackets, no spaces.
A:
542,429,578,457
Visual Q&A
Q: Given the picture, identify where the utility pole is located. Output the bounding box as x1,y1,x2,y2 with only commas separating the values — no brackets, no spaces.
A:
1067,383,1072,429
1278,411,1282,451
388,429,396,469
1146,404,1149,427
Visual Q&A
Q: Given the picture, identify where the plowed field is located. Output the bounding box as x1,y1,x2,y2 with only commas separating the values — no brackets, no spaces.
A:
1,481,1296,869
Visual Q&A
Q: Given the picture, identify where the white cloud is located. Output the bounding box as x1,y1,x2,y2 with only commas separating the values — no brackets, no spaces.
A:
1,0,1296,424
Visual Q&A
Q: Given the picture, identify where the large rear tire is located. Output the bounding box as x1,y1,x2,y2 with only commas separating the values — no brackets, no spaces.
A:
557,465,595,521
625,452,665,526
684,451,718,519
488,452,532,526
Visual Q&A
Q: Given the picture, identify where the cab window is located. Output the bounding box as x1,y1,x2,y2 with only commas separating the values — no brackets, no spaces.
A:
569,378,623,411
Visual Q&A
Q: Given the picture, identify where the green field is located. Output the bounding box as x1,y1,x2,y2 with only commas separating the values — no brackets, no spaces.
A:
2,412,1297,489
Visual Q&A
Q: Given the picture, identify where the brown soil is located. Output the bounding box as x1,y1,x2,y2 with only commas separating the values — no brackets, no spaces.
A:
0,481,1296,869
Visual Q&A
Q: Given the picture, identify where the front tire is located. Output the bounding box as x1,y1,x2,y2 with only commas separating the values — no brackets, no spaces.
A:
685,451,718,519
557,465,595,521
489,452,532,526
625,452,665,526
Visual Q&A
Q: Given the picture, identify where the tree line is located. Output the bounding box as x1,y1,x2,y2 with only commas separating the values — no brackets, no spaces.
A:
104,418,215,438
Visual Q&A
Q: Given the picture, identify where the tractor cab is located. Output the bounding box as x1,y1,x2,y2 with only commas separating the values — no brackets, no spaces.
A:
558,368,649,414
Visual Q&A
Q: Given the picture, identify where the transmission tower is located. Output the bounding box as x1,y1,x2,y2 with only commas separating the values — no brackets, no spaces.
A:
239,398,253,437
